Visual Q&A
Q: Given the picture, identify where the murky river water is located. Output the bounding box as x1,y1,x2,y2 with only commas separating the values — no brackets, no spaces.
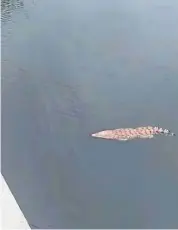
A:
2,0,178,228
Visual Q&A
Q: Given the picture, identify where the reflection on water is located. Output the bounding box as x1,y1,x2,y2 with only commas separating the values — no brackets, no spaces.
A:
1,0,24,22
1,0,23,10
2,0,178,228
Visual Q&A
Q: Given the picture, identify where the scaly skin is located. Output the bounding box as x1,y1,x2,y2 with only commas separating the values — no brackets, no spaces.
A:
91,126,175,141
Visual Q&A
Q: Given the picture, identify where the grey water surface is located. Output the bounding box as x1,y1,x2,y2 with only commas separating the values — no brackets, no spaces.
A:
2,0,178,228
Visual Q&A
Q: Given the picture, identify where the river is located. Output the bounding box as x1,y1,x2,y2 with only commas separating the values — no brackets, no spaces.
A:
2,0,178,228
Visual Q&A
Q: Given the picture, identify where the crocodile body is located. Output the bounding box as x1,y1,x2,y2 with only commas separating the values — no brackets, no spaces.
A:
91,126,175,141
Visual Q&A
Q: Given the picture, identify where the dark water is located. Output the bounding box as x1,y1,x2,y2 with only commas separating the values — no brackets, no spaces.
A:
2,0,178,228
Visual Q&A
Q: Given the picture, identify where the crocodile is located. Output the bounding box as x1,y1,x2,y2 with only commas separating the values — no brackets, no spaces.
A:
91,126,175,141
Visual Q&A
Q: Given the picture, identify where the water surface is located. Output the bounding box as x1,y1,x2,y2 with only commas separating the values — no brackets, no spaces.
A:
2,0,178,228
